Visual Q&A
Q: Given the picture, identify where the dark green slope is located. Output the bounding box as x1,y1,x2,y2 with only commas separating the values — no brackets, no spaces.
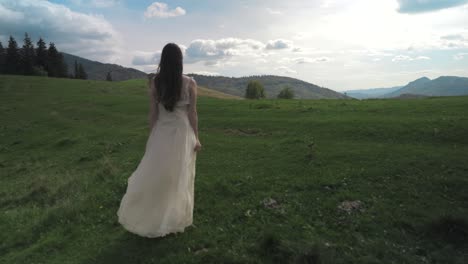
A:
63,53,147,81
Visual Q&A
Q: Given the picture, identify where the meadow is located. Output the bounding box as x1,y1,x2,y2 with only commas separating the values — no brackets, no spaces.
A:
0,75,467,264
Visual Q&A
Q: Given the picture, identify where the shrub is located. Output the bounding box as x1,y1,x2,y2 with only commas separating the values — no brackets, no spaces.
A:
32,66,48,77
277,86,294,99
245,80,266,99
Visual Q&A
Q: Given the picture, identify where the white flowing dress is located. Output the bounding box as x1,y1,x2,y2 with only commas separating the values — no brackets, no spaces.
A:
117,75,197,238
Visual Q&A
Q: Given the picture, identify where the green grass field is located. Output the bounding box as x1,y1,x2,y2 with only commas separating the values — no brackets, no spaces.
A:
1,75,467,264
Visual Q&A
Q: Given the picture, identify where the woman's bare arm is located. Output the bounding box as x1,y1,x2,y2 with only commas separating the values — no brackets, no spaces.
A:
188,78,199,139
148,77,159,130
188,78,202,152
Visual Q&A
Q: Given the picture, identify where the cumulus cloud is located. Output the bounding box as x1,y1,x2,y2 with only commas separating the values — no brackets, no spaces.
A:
144,2,186,18
397,0,468,13
266,39,293,50
132,38,300,68
185,38,263,63
0,0,122,62
392,55,431,62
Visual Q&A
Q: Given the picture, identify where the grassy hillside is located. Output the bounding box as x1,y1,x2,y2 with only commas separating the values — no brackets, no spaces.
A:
197,86,242,99
188,74,350,99
1,75,467,264
118,78,242,100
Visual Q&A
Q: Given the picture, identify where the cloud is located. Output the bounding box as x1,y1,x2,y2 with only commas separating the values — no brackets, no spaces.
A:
321,0,337,8
441,34,465,41
132,38,300,68
391,55,431,62
132,51,161,66
191,71,220,76
437,32,468,49
293,57,332,64
0,0,122,62
0,4,23,22
397,0,468,13
266,8,282,15
392,55,412,61
71,0,121,8
313,57,332,63
184,38,264,64
144,2,186,18
415,56,431,60
454,53,468,60
276,66,297,74
90,0,120,8
266,39,293,50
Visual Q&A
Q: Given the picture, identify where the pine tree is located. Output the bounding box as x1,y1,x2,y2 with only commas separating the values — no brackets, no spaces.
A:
106,71,112,81
5,36,20,74
35,37,48,71
0,42,5,74
77,63,87,80
47,42,59,77
74,60,79,79
57,53,68,78
20,33,35,75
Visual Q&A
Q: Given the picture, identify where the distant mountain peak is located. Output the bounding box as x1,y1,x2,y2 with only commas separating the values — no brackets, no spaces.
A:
384,75,468,98
404,76,431,88
413,76,431,83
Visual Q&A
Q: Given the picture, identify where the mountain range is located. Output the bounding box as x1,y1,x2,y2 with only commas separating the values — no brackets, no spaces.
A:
384,76,468,98
63,52,348,99
344,86,403,99
62,52,468,100
345,76,468,99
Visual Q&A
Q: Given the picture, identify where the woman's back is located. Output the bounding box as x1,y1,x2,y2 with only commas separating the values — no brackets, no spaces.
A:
156,75,194,122
117,43,200,238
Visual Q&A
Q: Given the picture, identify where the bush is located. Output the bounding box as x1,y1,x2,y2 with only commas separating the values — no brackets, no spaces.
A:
245,80,266,99
32,66,48,77
277,87,294,99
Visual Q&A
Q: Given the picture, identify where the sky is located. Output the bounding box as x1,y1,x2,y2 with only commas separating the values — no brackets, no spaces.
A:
1,0,468,91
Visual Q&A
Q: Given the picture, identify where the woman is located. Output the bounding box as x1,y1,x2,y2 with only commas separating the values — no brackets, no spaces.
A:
117,43,202,238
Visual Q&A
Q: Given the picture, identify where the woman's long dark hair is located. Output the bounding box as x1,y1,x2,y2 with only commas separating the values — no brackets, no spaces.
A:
154,43,183,112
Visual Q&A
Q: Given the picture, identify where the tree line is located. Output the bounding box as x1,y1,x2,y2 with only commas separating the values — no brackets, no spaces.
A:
245,80,294,99
0,33,87,79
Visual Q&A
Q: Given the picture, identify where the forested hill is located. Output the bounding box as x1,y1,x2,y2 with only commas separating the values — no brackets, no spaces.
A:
188,74,350,99
383,76,468,98
62,53,147,81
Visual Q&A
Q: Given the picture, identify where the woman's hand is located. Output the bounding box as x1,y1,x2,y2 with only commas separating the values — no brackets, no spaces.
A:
194,139,202,152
